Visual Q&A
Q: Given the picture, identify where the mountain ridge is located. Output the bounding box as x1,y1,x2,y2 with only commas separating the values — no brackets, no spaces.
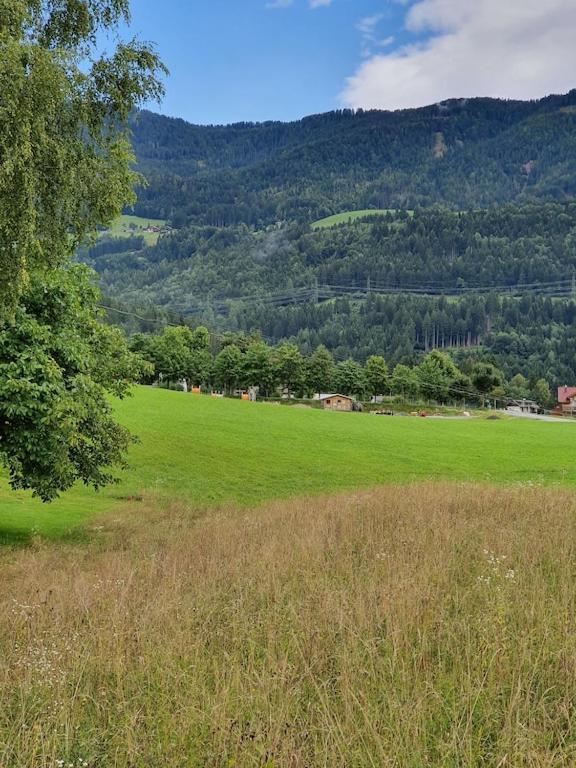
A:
129,89,576,226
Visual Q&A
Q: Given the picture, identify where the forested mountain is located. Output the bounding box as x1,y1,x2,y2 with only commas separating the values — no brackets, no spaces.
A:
80,92,576,386
88,203,576,307
129,91,576,226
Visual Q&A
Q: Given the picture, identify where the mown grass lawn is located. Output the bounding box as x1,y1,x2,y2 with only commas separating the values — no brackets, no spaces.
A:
0,386,575,543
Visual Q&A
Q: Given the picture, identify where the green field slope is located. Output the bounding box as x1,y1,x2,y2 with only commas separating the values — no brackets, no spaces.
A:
1,387,575,543
311,210,394,229
105,214,167,245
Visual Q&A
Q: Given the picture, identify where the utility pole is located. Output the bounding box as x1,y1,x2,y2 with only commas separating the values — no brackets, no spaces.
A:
313,276,319,304
366,275,371,295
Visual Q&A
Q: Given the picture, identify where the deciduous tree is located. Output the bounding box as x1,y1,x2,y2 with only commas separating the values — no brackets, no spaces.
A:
213,344,243,395
471,362,504,395
0,266,150,501
417,351,461,403
242,341,277,396
274,342,304,397
365,355,389,398
334,359,366,398
532,378,552,407
0,1,166,499
305,345,335,396
390,364,420,401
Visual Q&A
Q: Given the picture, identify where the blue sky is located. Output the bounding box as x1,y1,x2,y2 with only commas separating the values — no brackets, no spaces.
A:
117,0,415,124
115,0,576,126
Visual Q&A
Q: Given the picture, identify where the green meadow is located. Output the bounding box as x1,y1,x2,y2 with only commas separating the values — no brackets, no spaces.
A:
1,386,575,543
104,214,167,245
4,388,576,766
311,209,413,229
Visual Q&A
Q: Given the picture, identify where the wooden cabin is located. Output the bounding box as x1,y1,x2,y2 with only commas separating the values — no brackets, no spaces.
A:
318,394,355,412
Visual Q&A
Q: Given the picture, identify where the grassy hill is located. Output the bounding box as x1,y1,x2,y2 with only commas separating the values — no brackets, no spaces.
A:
1,387,575,544
104,214,167,245
311,210,396,229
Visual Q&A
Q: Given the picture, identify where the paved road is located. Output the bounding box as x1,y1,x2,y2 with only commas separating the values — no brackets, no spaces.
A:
502,410,576,423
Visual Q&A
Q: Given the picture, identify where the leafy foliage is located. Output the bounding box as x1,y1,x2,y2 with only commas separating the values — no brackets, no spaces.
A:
0,0,165,499
132,324,544,409
365,355,389,397
0,267,150,501
0,0,166,310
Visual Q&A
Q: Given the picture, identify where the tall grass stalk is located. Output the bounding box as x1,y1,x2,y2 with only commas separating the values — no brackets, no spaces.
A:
2,483,576,766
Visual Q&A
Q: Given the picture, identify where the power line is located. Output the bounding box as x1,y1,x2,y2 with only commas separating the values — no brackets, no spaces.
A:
97,305,175,326
144,278,576,317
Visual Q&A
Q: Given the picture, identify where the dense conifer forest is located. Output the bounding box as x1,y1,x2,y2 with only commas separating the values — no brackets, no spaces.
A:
129,91,576,224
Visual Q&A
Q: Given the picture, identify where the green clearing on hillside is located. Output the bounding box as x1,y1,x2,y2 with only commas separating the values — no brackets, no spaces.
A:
312,209,411,229
105,214,167,245
0,387,575,544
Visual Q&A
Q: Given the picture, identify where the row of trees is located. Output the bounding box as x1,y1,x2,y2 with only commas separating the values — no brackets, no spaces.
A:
131,326,552,407
90,203,576,385
234,291,576,385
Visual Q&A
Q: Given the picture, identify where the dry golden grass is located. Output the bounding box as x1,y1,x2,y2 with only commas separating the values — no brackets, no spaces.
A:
2,483,576,767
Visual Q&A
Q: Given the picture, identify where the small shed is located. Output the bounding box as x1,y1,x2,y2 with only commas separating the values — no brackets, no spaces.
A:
506,398,539,415
318,394,355,412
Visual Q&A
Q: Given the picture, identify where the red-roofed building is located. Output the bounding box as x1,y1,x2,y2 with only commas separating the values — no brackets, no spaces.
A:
557,386,576,415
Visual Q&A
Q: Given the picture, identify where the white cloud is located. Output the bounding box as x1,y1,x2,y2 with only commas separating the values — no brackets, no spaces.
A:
342,0,576,110
309,0,333,8
266,0,293,8
357,13,385,57
357,14,384,36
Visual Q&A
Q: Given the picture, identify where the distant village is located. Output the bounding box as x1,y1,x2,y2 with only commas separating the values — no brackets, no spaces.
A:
174,380,576,419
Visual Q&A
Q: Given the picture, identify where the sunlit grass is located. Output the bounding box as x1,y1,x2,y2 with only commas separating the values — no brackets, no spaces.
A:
311,209,413,229
2,484,576,766
105,214,167,245
1,387,575,543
